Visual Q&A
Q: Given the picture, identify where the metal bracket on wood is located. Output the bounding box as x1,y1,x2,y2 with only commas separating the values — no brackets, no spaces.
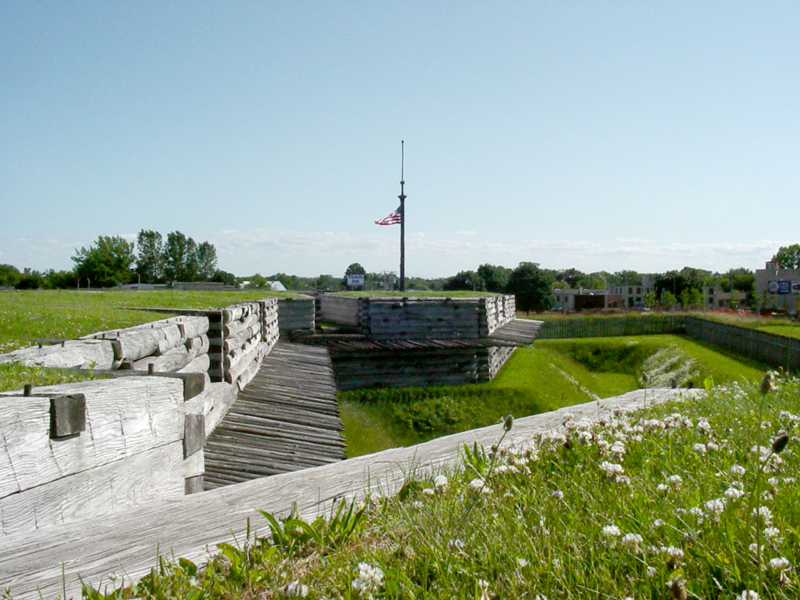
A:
49,394,86,439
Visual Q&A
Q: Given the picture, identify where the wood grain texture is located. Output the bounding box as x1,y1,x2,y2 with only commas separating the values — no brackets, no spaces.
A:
0,388,695,600
0,377,184,499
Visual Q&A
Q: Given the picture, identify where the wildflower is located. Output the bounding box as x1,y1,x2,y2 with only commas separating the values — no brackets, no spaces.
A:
704,498,726,518
477,579,490,600
610,441,626,456
769,557,790,571
433,474,448,491
551,490,564,499
657,483,669,493
421,488,435,496
652,518,665,529
621,533,643,552
468,478,492,494
731,464,746,477
503,414,514,431
736,591,760,600
706,441,719,452
516,557,529,568
764,527,782,542
599,461,625,478
281,581,309,598
616,475,631,485
352,562,384,598
662,546,684,569
667,475,683,487
667,578,688,599
759,371,776,394
646,566,658,578
724,487,745,500
692,443,707,454
751,506,773,526
602,524,622,536
696,418,712,434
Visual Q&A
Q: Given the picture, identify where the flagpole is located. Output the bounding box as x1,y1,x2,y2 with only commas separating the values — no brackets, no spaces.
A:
399,140,406,292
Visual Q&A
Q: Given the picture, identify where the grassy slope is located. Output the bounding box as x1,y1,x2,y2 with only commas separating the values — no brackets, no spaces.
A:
340,335,768,457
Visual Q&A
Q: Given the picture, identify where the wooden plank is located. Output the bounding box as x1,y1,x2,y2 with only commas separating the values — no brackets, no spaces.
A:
0,377,184,499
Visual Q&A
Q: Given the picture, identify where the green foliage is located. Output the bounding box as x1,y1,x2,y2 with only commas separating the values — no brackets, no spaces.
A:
72,235,136,288
772,243,800,269
443,270,485,292
135,230,165,283
477,264,510,293
0,264,21,287
504,261,554,312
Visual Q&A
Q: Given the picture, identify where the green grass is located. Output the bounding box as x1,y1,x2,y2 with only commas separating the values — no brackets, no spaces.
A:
0,362,104,391
339,335,769,458
85,374,800,600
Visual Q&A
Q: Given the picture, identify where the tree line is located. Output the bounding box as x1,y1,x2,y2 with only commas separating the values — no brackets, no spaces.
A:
0,231,233,289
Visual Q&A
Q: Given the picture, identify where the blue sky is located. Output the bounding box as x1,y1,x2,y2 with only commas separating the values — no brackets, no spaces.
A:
2,2,798,279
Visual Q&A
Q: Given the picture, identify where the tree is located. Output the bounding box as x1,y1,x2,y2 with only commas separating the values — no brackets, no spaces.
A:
196,241,218,280
0,264,21,287
477,264,510,293
504,262,555,312
163,231,199,282
444,270,485,292
211,269,236,286
72,235,135,288
136,230,164,283
772,245,800,269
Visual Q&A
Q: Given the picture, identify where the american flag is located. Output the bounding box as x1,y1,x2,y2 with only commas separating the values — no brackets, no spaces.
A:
375,206,403,226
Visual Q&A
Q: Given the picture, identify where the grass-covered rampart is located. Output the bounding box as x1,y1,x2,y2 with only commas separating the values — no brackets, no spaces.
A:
340,335,768,457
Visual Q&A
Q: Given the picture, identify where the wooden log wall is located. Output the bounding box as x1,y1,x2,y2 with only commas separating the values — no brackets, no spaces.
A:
318,295,362,326
278,296,315,331
210,300,279,390
367,298,483,340
481,295,517,336
0,377,186,537
0,316,211,375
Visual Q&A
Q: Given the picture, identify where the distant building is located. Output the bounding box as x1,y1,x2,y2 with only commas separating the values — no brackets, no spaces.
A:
607,275,655,309
754,262,800,314
702,285,748,309
552,288,608,312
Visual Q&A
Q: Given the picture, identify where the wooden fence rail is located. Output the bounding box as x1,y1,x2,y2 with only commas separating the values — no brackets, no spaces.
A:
537,315,686,339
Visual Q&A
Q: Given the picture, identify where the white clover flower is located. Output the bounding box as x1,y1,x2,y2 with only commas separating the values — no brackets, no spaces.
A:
551,490,564,499
692,443,707,454
749,543,764,556
689,507,705,519
731,464,746,476
696,418,712,434
616,475,631,485
667,474,683,486
769,557,790,571
752,506,773,525
706,441,719,452
352,562,384,598
736,591,760,600
516,557,529,568
646,566,658,578
767,477,779,488
652,518,665,529
602,524,622,538
662,546,684,560
621,533,643,551
281,581,309,598
657,483,669,493
599,461,625,477
433,474,448,491
724,487,745,500
705,498,726,517
496,464,520,474
764,527,783,542
421,488,435,496
477,579,489,590
610,441,626,456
